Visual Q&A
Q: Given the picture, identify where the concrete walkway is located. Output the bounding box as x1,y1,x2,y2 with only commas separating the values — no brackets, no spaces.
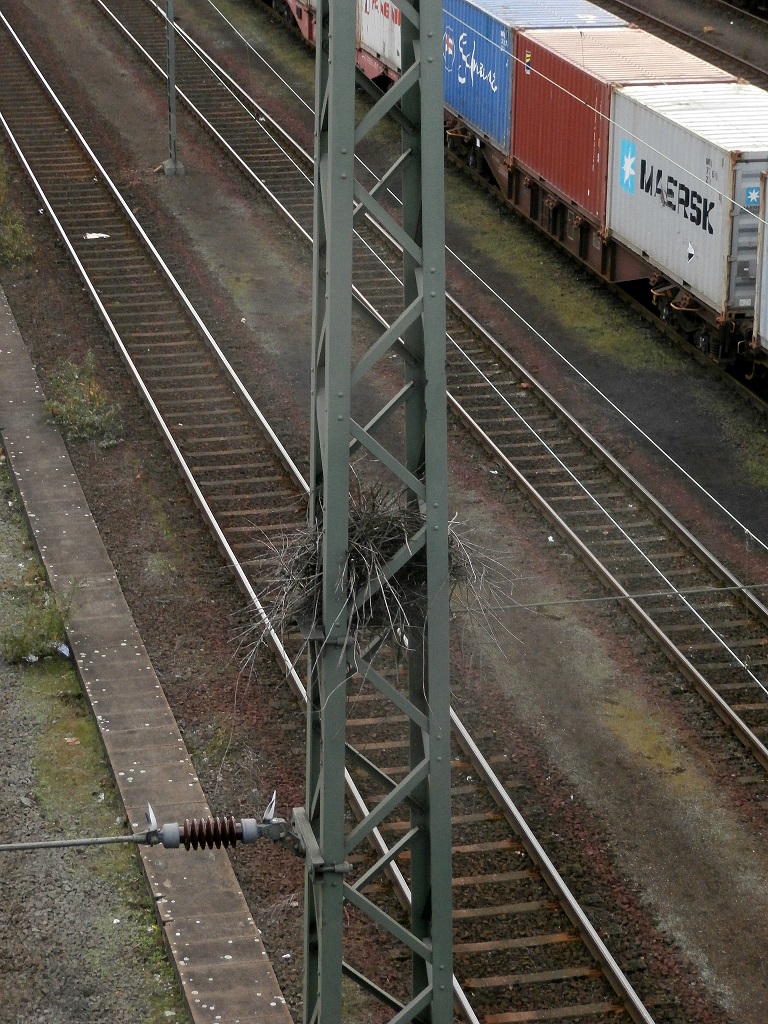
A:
0,285,292,1023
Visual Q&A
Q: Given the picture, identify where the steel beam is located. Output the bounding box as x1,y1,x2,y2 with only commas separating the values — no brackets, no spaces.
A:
306,0,452,1020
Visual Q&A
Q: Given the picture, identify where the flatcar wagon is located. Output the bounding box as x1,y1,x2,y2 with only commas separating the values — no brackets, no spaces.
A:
262,0,768,370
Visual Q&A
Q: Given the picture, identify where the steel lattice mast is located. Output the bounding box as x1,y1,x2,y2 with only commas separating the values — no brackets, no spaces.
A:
304,0,453,1020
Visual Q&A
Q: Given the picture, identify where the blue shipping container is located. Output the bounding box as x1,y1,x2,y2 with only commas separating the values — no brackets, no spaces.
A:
442,0,626,152
443,0,512,151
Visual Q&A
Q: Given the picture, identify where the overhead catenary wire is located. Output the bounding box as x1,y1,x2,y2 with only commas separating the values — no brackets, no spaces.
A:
199,0,768,227
194,0,768,563
490,580,768,612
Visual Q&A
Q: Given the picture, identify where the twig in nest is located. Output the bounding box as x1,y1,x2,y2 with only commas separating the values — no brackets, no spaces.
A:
234,482,520,673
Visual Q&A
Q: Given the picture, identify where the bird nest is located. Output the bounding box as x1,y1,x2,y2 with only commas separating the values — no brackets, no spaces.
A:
239,482,519,669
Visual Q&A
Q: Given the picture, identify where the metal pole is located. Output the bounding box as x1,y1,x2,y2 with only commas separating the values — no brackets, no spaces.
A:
306,0,453,1019
163,0,184,175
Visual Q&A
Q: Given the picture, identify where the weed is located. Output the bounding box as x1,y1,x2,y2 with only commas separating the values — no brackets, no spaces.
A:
262,891,301,921
45,351,122,448
0,588,71,663
0,159,34,263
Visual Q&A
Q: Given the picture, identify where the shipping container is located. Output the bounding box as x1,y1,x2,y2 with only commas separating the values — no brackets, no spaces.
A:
754,172,768,353
607,83,768,319
513,28,734,223
357,0,401,79
442,0,625,152
281,0,317,45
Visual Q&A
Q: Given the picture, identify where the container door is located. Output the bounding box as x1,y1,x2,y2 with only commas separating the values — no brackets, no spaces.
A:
608,90,732,315
728,157,767,313
754,171,768,353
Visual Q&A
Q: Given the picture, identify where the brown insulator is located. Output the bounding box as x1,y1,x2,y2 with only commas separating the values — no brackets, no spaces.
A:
181,814,240,851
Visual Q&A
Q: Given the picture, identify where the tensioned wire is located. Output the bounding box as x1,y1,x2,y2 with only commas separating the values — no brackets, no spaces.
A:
178,0,768,693
198,0,768,226
163,0,768,669
193,0,768,562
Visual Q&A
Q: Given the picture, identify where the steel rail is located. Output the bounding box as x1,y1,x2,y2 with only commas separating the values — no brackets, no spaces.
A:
0,9,658,1022
0,11,479,1020
88,0,768,773
450,711,656,1024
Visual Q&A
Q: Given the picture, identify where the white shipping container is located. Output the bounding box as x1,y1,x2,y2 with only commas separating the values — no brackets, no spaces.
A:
607,83,768,318
755,172,768,353
357,0,402,77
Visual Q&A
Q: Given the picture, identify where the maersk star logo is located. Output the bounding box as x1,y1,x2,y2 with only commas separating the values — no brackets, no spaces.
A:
746,185,761,208
620,139,636,194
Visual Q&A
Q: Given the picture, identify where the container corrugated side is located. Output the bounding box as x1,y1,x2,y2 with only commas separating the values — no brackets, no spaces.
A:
607,83,768,317
513,27,735,224
755,172,768,352
442,0,625,152
443,0,514,151
357,0,401,76
452,0,626,29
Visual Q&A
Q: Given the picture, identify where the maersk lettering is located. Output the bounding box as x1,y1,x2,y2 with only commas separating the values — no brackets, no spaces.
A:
639,159,715,234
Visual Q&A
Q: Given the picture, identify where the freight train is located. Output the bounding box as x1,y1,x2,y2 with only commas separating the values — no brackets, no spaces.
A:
260,0,768,372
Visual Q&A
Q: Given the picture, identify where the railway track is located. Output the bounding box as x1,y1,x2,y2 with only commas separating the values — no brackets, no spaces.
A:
88,0,768,783
0,7,660,1023
1,0,768,1011
599,0,768,83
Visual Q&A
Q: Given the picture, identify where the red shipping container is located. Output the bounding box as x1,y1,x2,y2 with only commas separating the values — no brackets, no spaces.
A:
512,27,734,225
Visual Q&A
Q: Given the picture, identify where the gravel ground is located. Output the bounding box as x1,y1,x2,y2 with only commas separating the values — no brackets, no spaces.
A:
0,0,767,1021
0,458,189,1024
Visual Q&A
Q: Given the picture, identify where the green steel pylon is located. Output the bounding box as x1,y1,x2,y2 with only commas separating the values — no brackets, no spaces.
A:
304,0,453,1021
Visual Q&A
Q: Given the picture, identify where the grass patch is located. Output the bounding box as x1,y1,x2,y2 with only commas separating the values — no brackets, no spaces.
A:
0,460,188,1022
0,158,34,263
0,559,74,663
24,659,190,1024
0,591,69,662
45,350,122,448
445,169,685,373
